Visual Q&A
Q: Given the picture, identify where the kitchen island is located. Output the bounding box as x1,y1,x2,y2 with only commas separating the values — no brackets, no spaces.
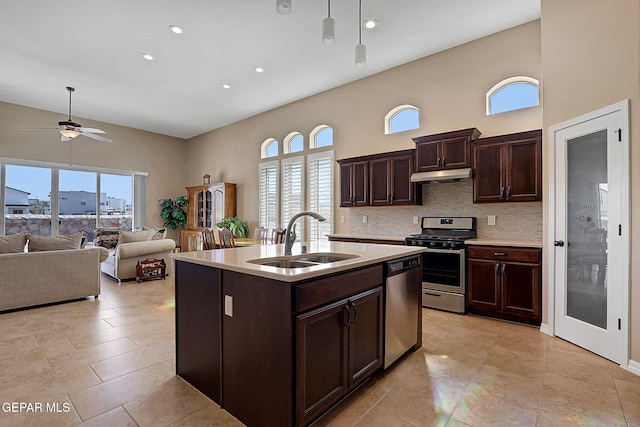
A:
171,241,424,427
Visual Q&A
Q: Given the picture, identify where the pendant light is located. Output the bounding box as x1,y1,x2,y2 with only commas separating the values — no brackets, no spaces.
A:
276,0,291,15
355,0,366,66
322,0,335,45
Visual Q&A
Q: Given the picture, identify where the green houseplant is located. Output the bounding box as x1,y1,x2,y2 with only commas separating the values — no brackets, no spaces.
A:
216,217,249,238
159,196,189,230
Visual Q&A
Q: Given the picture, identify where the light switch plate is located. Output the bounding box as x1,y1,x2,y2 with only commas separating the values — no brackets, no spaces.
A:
340,215,345,224
224,295,233,317
488,215,496,226
362,215,368,224
413,216,419,225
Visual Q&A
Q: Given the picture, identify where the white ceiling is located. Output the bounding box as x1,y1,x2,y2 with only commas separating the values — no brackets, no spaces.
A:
0,0,540,139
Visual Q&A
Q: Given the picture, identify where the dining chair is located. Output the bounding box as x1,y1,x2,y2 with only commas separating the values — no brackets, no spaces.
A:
218,228,235,248
254,227,268,243
271,227,286,244
201,228,217,250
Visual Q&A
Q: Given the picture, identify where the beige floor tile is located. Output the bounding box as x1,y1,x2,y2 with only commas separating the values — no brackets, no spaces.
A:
353,404,416,426
482,348,546,379
47,336,140,375
69,360,175,420
128,324,175,347
545,346,616,390
90,338,174,382
615,378,640,424
124,376,212,426
420,351,484,387
467,365,543,410
450,393,539,427
79,407,138,426
167,403,243,426
539,371,626,425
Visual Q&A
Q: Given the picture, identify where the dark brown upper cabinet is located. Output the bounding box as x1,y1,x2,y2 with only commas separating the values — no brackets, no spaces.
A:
339,161,369,207
472,129,542,203
412,128,481,172
338,149,421,208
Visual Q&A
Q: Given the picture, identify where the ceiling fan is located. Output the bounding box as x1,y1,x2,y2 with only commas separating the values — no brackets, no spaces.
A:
21,86,112,143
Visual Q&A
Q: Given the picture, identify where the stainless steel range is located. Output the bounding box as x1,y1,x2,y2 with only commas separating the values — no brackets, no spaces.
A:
405,217,476,314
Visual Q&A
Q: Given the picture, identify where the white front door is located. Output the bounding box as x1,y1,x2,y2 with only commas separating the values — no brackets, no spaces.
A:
549,101,629,364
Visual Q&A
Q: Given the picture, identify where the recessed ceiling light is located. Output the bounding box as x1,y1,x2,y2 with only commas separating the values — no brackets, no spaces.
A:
169,25,183,34
142,53,154,61
364,19,378,29
221,84,231,89
254,67,265,73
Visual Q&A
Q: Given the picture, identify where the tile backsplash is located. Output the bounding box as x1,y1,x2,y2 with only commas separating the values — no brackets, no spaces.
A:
348,180,542,241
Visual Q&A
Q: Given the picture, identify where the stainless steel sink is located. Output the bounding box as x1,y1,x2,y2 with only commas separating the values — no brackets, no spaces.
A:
253,259,318,269
247,252,360,269
295,253,360,263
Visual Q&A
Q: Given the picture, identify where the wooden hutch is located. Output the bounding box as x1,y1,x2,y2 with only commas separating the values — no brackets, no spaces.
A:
180,182,236,252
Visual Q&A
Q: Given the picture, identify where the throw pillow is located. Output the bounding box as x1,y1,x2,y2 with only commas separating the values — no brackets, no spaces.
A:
119,229,156,244
135,226,167,240
94,227,123,249
28,232,83,252
0,233,27,254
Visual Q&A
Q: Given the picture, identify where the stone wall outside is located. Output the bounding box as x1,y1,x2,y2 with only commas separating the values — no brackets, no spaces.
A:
5,215,132,240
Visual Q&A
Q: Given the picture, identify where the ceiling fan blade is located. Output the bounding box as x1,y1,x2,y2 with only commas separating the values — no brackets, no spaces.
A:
80,131,113,143
61,135,71,142
77,127,105,134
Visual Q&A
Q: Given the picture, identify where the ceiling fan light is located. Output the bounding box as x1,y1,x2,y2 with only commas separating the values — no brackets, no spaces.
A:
355,43,366,66
322,17,335,45
60,129,80,139
276,0,291,15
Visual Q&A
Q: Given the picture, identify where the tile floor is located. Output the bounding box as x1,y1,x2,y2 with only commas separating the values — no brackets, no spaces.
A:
0,274,639,426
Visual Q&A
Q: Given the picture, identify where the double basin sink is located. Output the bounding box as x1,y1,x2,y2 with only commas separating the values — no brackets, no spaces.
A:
247,252,360,269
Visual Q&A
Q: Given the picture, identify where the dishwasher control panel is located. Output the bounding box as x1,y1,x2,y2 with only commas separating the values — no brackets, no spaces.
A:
387,255,420,274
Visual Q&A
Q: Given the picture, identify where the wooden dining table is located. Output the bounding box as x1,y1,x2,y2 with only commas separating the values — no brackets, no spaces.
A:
234,238,272,247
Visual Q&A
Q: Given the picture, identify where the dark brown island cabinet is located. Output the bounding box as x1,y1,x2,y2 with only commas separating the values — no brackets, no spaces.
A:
338,149,421,207
472,129,542,203
466,245,542,326
412,128,481,172
174,260,421,427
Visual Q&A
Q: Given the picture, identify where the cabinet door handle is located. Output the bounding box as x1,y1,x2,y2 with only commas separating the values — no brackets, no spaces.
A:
501,263,506,276
437,157,441,167
442,156,446,166
493,252,506,256
500,187,505,198
506,187,511,200
343,305,351,327
350,301,358,325
495,263,499,276
390,193,394,204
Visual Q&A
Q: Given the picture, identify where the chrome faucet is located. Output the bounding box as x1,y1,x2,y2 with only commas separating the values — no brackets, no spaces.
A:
284,211,326,255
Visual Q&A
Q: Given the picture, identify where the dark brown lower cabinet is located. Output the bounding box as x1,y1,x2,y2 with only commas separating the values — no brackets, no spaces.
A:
296,287,383,426
466,246,542,326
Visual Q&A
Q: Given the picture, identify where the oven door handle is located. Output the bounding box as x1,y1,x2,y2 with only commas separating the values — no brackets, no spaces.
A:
422,247,464,254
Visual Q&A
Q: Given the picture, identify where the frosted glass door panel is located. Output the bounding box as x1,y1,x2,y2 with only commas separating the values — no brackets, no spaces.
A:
566,130,607,329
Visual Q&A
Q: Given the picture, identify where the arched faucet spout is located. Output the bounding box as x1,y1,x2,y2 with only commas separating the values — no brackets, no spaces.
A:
284,211,326,255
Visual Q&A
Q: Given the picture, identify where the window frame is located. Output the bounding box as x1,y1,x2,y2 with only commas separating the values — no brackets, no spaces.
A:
384,104,420,135
486,76,540,115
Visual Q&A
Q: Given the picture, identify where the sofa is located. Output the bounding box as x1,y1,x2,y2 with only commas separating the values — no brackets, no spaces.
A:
96,227,176,281
0,233,109,312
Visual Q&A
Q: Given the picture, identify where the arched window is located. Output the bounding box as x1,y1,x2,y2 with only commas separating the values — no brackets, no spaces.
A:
261,138,279,159
486,76,539,115
310,125,334,148
284,132,304,154
385,105,419,135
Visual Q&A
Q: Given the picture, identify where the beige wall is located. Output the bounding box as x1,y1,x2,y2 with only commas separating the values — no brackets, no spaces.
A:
541,0,640,361
185,20,542,233
0,102,188,239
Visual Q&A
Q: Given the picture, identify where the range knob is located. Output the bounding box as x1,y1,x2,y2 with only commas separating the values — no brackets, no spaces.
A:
441,242,449,248
429,241,436,247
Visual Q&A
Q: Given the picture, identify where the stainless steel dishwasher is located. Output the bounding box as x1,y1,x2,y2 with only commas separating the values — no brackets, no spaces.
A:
384,255,421,368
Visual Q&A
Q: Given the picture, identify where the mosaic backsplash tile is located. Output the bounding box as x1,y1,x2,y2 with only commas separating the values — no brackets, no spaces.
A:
348,180,542,241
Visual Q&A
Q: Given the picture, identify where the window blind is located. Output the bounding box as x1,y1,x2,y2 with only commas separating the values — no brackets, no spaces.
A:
259,161,279,230
308,151,333,242
281,156,304,241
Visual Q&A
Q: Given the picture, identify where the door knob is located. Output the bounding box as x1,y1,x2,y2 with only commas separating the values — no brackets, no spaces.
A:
554,240,565,247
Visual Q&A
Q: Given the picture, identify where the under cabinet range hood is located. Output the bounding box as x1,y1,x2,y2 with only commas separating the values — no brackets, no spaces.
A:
410,168,472,183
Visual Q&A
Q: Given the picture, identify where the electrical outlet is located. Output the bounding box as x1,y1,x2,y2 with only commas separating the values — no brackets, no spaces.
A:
488,215,496,226
224,295,233,317
340,215,345,224
362,215,368,224
413,216,419,225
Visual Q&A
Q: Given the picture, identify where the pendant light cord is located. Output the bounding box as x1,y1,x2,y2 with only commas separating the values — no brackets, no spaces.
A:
328,0,331,18
358,0,362,44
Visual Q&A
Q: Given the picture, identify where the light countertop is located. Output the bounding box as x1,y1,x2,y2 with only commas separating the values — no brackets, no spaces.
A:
171,241,425,282
464,239,543,248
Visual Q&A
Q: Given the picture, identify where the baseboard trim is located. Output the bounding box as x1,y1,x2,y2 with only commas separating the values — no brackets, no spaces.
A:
627,359,640,376
539,323,551,336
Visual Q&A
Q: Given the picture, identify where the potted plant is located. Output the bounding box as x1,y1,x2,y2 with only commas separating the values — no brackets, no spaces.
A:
216,217,249,238
159,196,189,230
